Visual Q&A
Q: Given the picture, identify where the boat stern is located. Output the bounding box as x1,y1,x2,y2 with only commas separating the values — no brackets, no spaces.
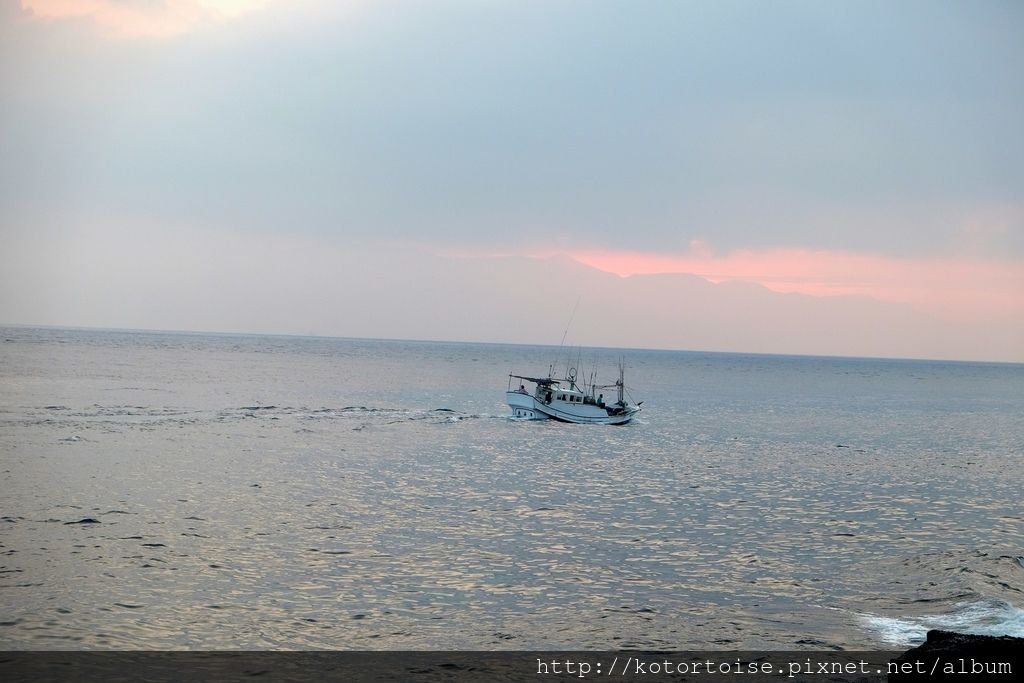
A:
506,390,546,420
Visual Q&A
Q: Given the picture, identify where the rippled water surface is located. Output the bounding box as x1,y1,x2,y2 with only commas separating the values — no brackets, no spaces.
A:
1,327,1022,649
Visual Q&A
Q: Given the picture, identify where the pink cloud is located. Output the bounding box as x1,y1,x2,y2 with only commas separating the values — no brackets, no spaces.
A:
549,244,1024,325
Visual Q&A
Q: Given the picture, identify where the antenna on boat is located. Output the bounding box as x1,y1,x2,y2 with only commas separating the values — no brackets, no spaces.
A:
558,297,580,350
552,296,581,373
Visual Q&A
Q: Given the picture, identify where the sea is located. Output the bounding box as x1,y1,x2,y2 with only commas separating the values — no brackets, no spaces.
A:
1,326,1022,650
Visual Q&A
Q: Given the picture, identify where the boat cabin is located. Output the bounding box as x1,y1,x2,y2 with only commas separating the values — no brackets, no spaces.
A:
535,381,604,408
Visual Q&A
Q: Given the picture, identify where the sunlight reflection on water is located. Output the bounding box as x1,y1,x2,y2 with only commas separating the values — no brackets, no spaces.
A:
1,328,1022,649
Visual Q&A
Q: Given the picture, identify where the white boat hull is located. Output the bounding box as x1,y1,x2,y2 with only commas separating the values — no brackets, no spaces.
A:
506,390,639,425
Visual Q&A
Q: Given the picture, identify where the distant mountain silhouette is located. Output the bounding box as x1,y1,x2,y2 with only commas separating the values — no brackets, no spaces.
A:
332,250,1021,361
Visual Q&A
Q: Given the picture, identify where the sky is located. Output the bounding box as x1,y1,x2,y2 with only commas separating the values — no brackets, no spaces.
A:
1,0,1022,361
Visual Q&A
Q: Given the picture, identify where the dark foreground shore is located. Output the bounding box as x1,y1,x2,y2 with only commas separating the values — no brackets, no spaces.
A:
1,631,1020,682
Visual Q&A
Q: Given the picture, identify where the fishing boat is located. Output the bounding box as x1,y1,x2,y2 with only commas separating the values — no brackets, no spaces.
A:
506,361,642,425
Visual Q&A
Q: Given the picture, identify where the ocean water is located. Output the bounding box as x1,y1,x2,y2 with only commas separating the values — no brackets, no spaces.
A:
1,326,1021,650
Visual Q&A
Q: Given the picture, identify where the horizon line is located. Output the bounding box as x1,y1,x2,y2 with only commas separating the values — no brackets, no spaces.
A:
3,322,1021,368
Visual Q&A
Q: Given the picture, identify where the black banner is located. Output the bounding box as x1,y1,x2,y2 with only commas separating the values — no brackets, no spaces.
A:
1,650,1016,683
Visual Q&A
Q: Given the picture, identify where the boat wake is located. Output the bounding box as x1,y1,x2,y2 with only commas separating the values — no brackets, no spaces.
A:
18,403,504,436
238,405,501,425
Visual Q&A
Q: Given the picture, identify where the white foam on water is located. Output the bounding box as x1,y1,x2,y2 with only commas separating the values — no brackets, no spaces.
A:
860,600,1024,646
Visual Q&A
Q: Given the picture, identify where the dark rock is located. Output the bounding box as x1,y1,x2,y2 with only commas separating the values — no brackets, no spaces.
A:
890,630,1023,681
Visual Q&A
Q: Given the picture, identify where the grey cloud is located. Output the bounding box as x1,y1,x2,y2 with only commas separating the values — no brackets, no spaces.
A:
4,1,1022,256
